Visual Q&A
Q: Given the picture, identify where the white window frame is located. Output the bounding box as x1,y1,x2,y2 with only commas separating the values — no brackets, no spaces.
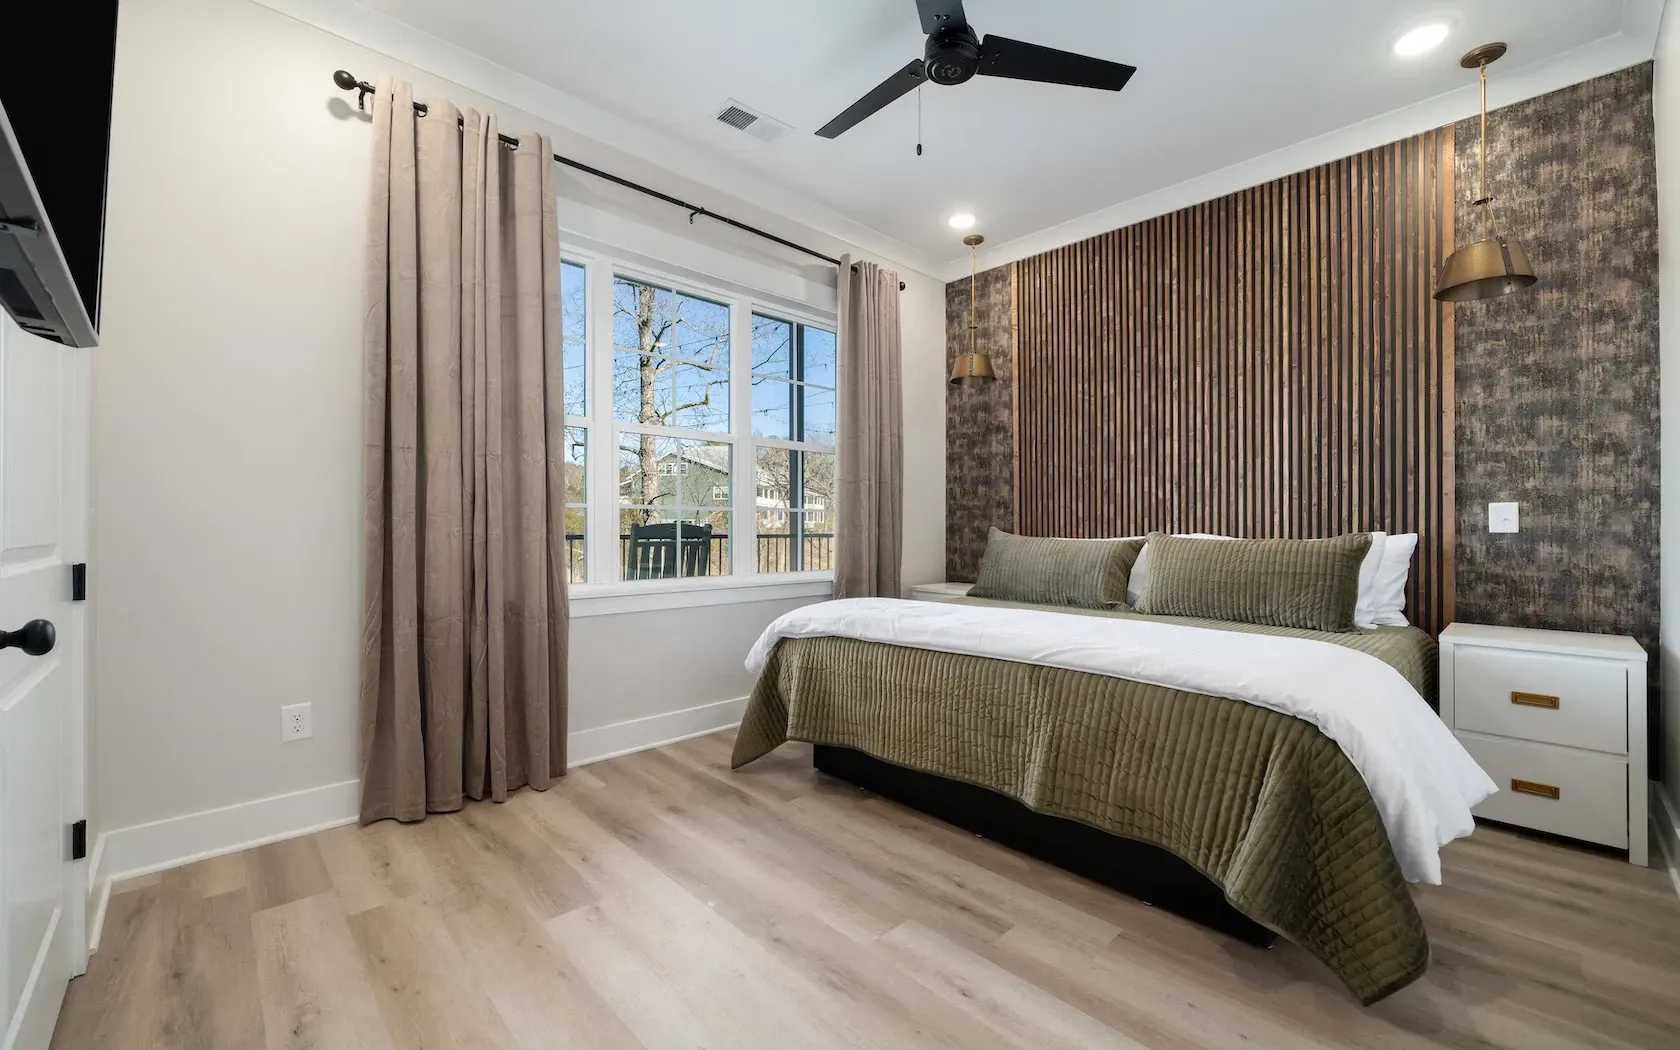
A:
747,310,839,576
563,245,838,614
560,259,591,589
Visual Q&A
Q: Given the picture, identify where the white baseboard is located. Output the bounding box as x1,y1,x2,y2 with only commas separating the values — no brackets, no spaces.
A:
567,696,746,768
84,779,361,955
82,699,746,947
102,779,363,886
1652,781,1680,905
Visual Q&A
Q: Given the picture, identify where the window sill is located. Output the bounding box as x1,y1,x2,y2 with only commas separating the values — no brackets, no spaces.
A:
568,573,835,618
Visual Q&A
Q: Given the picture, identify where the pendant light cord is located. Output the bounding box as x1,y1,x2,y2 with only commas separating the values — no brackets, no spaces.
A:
969,241,977,358
1432,43,1535,301
1478,61,1499,240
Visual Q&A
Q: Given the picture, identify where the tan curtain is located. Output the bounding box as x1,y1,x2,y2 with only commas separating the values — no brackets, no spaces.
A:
359,76,568,824
834,258,904,599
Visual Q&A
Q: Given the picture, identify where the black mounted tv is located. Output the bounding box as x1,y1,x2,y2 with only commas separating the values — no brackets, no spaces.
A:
0,1,120,347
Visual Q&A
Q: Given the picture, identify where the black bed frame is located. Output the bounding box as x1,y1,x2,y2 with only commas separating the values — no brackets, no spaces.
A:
813,745,1276,949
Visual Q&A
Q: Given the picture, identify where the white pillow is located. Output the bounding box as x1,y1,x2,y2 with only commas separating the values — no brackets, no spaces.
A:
1351,532,1387,629
1367,533,1417,627
1127,532,1388,629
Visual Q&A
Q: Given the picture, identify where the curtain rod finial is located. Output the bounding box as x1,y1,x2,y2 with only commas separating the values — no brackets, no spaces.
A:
333,69,373,110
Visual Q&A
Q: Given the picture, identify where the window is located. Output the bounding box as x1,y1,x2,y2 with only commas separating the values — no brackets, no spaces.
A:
561,250,838,593
561,260,588,582
751,314,837,574
614,276,732,580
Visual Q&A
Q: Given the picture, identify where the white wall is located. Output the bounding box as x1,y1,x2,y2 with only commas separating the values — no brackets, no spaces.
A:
90,0,944,851
1656,0,1680,871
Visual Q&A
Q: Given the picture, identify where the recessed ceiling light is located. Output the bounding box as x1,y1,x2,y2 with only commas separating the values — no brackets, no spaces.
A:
1394,23,1449,57
947,212,976,230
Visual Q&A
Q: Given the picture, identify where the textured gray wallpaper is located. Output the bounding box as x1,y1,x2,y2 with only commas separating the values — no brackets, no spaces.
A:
944,265,1014,581
1452,64,1660,722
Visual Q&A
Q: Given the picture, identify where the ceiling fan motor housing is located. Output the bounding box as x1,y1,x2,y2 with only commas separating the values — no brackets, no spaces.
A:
924,27,980,85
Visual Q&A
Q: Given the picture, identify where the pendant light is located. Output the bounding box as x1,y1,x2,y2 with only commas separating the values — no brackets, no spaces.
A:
949,234,997,385
1435,42,1538,302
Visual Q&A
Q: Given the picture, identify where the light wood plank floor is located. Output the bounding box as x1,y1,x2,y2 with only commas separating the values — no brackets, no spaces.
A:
54,730,1680,1049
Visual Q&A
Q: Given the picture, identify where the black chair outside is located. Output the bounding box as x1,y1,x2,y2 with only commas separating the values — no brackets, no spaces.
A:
627,521,713,579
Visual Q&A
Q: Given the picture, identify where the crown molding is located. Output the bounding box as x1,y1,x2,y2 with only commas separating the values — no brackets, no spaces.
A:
248,0,944,280
1625,0,1669,43
938,19,1665,281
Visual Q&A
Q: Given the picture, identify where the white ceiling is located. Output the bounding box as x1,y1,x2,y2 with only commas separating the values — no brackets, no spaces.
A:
331,0,1664,276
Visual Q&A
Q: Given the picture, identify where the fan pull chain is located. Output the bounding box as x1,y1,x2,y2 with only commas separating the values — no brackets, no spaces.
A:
916,86,923,157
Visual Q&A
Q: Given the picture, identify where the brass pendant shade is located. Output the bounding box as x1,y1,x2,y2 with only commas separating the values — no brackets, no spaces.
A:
1435,42,1538,303
950,233,997,385
1435,236,1536,302
948,352,997,383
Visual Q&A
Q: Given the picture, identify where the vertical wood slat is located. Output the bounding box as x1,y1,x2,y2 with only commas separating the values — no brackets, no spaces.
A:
1011,129,1455,634
1009,262,1022,531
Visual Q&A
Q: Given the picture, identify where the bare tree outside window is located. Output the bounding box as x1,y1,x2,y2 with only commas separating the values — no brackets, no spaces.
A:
562,426,587,581
560,261,588,581
613,278,730,523
561,261,588,417
611,277,733,579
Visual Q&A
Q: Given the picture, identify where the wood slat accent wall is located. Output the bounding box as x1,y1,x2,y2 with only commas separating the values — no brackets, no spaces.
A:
1012,129,1456,633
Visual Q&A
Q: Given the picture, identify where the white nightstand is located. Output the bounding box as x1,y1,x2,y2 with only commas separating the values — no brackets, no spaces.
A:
907,582,974,603
1439,623,1648,865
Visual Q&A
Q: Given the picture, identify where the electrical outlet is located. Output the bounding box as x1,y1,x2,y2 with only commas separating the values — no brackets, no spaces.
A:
281,702,313,742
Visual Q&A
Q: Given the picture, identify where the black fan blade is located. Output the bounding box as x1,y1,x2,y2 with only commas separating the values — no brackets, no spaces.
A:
978,34,1137,92
815,59,927,138
915,0,969,35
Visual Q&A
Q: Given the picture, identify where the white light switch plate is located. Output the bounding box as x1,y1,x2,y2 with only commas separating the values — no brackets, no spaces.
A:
1488,501,1519,534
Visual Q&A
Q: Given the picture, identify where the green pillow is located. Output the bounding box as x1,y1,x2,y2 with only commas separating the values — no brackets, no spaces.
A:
1135,532,1371,632
968,529,1144,609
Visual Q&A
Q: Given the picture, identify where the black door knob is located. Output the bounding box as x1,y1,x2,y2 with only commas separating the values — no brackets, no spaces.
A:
0,619,54,656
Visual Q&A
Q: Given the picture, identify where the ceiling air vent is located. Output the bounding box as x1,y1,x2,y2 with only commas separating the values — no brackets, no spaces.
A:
714,100,791,144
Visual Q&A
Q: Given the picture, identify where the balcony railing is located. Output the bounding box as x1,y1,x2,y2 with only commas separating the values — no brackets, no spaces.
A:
564,533,834,580
752,532,834,574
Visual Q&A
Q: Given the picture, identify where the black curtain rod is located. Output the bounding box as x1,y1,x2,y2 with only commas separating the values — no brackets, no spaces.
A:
332,71,904,290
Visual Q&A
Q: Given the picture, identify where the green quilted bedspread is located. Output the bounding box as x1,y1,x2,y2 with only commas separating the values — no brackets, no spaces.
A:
731,598,1438,1005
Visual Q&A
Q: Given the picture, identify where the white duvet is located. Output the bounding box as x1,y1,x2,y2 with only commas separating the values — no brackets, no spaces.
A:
746,598,1496,884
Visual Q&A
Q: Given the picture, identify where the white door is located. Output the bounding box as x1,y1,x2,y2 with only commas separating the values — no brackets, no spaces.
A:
0,310,88,1050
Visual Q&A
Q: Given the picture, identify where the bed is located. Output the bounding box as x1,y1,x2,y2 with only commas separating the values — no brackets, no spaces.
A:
731,593,1491,1005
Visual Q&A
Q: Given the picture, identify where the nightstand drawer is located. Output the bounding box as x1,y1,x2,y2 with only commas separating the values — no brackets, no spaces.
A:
1458,734,1628,849
1453,645,1627,754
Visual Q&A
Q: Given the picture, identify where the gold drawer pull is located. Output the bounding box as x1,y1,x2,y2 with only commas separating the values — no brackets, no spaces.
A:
1511,779,1560,800
1511,691,1560,710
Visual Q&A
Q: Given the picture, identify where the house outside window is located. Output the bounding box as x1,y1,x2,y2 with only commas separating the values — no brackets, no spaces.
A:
750,313,836,574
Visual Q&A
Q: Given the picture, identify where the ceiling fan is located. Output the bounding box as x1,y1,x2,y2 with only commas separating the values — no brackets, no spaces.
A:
815,0,1137,139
